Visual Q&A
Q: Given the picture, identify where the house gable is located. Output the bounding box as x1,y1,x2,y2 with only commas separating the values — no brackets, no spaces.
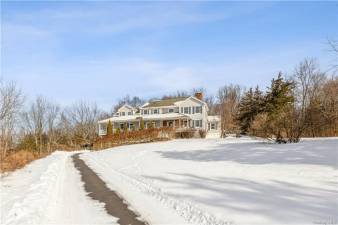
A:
116,104,135,116
175,96,206,108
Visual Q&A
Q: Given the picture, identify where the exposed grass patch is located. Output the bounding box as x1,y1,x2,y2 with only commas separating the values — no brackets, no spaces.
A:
0,150,49,173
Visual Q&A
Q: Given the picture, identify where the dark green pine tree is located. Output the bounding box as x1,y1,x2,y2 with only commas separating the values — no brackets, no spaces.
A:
264,72,295,140
237,88,254,133
252,86,265,114
265,73,294,116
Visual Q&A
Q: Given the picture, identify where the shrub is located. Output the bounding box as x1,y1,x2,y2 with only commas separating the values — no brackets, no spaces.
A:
175,129,196,139
147,122,154,129
249,113,269,138
199,129,206,138
93,127,174,150
107,120,113,136
140,118,144,130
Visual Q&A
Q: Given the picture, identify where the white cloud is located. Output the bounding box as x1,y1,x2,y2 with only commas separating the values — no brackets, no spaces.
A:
2,2,269,35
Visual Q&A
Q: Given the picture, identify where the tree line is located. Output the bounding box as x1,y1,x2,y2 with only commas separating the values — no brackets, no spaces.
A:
0,84,103,159
217,59,337,142
1,55,337,159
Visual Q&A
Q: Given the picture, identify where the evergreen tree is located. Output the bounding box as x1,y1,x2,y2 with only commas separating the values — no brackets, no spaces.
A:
140,118,144,130
264,73,295,141
106,120,113,136
124,123,128,132
237,88,254,133
265,73,294,115
252,86,265,114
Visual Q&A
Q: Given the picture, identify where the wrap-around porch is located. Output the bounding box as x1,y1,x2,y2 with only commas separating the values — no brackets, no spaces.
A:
98,115,192,135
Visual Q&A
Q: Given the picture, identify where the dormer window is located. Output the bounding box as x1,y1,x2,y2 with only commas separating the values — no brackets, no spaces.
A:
121,112,126,116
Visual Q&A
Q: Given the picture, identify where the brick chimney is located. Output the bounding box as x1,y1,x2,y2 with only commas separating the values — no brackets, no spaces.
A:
194,92,203,101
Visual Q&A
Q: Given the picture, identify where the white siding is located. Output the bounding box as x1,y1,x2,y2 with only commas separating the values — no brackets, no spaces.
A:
175,97,208,130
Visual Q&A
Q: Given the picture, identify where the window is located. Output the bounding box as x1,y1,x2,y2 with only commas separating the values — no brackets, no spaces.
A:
121,112,126,116
184,107,189,114
195,120,202,127
211,123,216,130
143,110,148,114
129,123,135,130
100,124,107,131
128,111,132,115
195,106,202,113
153,109,159,114
168,108,174,113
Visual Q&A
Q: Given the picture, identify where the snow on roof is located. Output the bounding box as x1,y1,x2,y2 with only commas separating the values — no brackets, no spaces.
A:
98,113,189,123
118,104,135,111
207,115,221,122
142,97,189,108
98,115,138,123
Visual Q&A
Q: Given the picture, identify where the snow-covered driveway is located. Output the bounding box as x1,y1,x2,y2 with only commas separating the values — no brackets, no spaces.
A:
0,151,115,225
81,137,338,225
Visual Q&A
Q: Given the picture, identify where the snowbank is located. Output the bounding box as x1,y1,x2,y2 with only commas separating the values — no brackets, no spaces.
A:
0,151,115,225
81,137,338,225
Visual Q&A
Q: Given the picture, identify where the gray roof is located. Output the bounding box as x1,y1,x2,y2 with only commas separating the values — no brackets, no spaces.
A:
143,96,188,108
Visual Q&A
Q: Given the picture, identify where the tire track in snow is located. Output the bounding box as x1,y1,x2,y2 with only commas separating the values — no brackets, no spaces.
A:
83,154,233,225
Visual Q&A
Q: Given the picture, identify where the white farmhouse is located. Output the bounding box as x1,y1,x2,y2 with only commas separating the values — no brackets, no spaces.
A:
98,93,220,136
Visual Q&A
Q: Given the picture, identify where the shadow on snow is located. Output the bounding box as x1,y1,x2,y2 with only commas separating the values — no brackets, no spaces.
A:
155,139,338,169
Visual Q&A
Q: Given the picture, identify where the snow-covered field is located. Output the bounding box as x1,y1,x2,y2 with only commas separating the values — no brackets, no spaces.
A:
81,137,338,225
1,137,337,225
0,151,115,225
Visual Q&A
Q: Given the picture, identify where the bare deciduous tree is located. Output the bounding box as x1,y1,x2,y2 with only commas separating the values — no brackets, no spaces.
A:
319,76,338,136
204,94,216,115
218,84,242,137
22,96,48,154
46,102,60,152
65,101,101,146
0,80,24,157
293,58,326,137
327,39,338,71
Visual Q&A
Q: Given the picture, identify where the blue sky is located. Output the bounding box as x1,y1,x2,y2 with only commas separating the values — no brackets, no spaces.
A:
1,1,337,109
